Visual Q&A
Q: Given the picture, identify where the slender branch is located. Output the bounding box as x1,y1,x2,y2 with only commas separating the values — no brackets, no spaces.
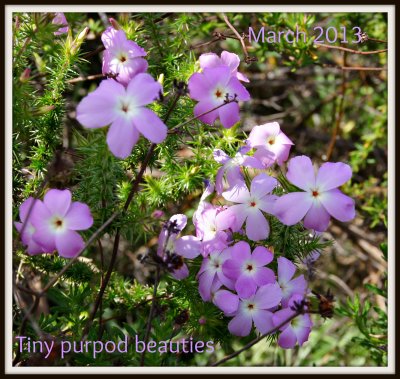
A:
326,52,347,160
341,66,387,71
67,73,106,84
315,43,387,55
168,98,238,134
221,13,257,64
210,311,302,366
139,266,161,366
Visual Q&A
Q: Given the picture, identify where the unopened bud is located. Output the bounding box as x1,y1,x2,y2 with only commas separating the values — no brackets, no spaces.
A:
34,105,55,115
19,68,31,83
70,26,90,55
109,18,121,30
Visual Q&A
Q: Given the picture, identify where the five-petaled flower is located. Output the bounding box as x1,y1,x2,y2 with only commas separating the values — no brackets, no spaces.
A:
274,155,355,232
76,75,167,159
101,27,148,86
188,66,250,128
29,189,93,258
221,173,278,241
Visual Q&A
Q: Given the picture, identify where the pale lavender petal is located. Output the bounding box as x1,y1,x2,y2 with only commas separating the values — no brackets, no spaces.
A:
293,326,311,346
222,180,250,203
235,275,257,299
250,173,277,199
218,101,240,129
286,156,316,191
126,73,162,106
213,149,230,164
55,230,84,258
253,147,275,168
107,117,139,159
241,155,265,169
215,167,225,194
319,189,356,222
316,162,352,191
175,236,201,259
253,267,276,286
19,197,36,222
272,308,294,330
303,200,331,232
30,200,51,227
252,246,274,266
172,264,189,280
222,258,242,280
43,189,71,217
220,51,240,71
252,309,274,334
278,257,296,284
101,26,118,49
245,209,269,241
274,192,312,226
226,77,251,101
198,271,216,301
236,71,249,82
132,108,167,144
213,290,239,314
170,214,187,231
278,326,297,349
219,204,247,232
32,226,56,251
188,73,212,101
199,52,221,69
115,58,149,86
225,166,244,187
194,100,219,125
254,282,282,309
228,312,253,336
215,210,235,231
76,80,123,128
231,241,251,261
203,66,231,88
65,202,93,230
248,122,280,147
258,195,279,214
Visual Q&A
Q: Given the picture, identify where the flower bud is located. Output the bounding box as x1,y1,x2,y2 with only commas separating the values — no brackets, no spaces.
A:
19,68,31,83
109,18,121,30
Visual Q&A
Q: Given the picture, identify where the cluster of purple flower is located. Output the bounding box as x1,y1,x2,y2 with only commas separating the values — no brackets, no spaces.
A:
15,19,356,349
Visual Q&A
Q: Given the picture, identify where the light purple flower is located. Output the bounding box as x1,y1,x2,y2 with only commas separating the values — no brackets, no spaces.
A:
197,248,235,301
157,214,202,280
272,294,313,349
222,241,275,299
52,13,69,36
194,205,235,256
14,198,50,255
274,156,356,232
213,148,264,195
248,122,294,166
188,66,250,128
29,189,93,258
101,27,148,86
228,282,282,336
277,257,308,306
199,50,249,82
220,173,278,241
76,76,167,159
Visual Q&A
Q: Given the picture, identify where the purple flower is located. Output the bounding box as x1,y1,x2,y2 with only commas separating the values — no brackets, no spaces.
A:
227,282,282,336
194,205,235,256
76,76,167,159
220,173,278,241
248,122,294,166
197,248,235,301
101,27,148,86
188,66,250,128
274,156,356,232
222,241,275,299
213,148,264,195
14,198,50,255
52,13,69,36
272,294,313,349
199,51,249,82
29,189,93,258
277,257,308,306
157,214,201,280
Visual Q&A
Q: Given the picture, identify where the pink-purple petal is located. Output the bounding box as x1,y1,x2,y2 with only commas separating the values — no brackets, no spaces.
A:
213,290,239,314
65,202,93,231
320,189,356,222
252,309,274,334
286,155,316,191
252,246,274,266
316,162,352,191
218,101,240,128
303,200,331,232
55,230,84,258
107,117,139,159
126,73,162,106
278,257,296,284
253,267,276,286
131,108,167,144
228,311,253,336
245,209,269,241
274,192,312,226
254,282,282,309
250,173,277,199
43,189,71,217
235,274,257,299
174,236,201,259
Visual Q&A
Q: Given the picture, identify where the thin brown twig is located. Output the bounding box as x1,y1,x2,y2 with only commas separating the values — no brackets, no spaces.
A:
315,43,388,55
341,66,387,71
210,311,302,366
221,13,257,64
67,73,106,84
326,52,347,160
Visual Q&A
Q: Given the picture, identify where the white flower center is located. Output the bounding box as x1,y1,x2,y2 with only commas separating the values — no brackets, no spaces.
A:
49,215,67,233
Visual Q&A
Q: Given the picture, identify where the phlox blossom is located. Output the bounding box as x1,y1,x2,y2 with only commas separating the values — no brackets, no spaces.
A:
52,13,69,36
102,27,148,85
76,75,167,159
188,66,250,128
221,173,278,241
274,156,355,232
